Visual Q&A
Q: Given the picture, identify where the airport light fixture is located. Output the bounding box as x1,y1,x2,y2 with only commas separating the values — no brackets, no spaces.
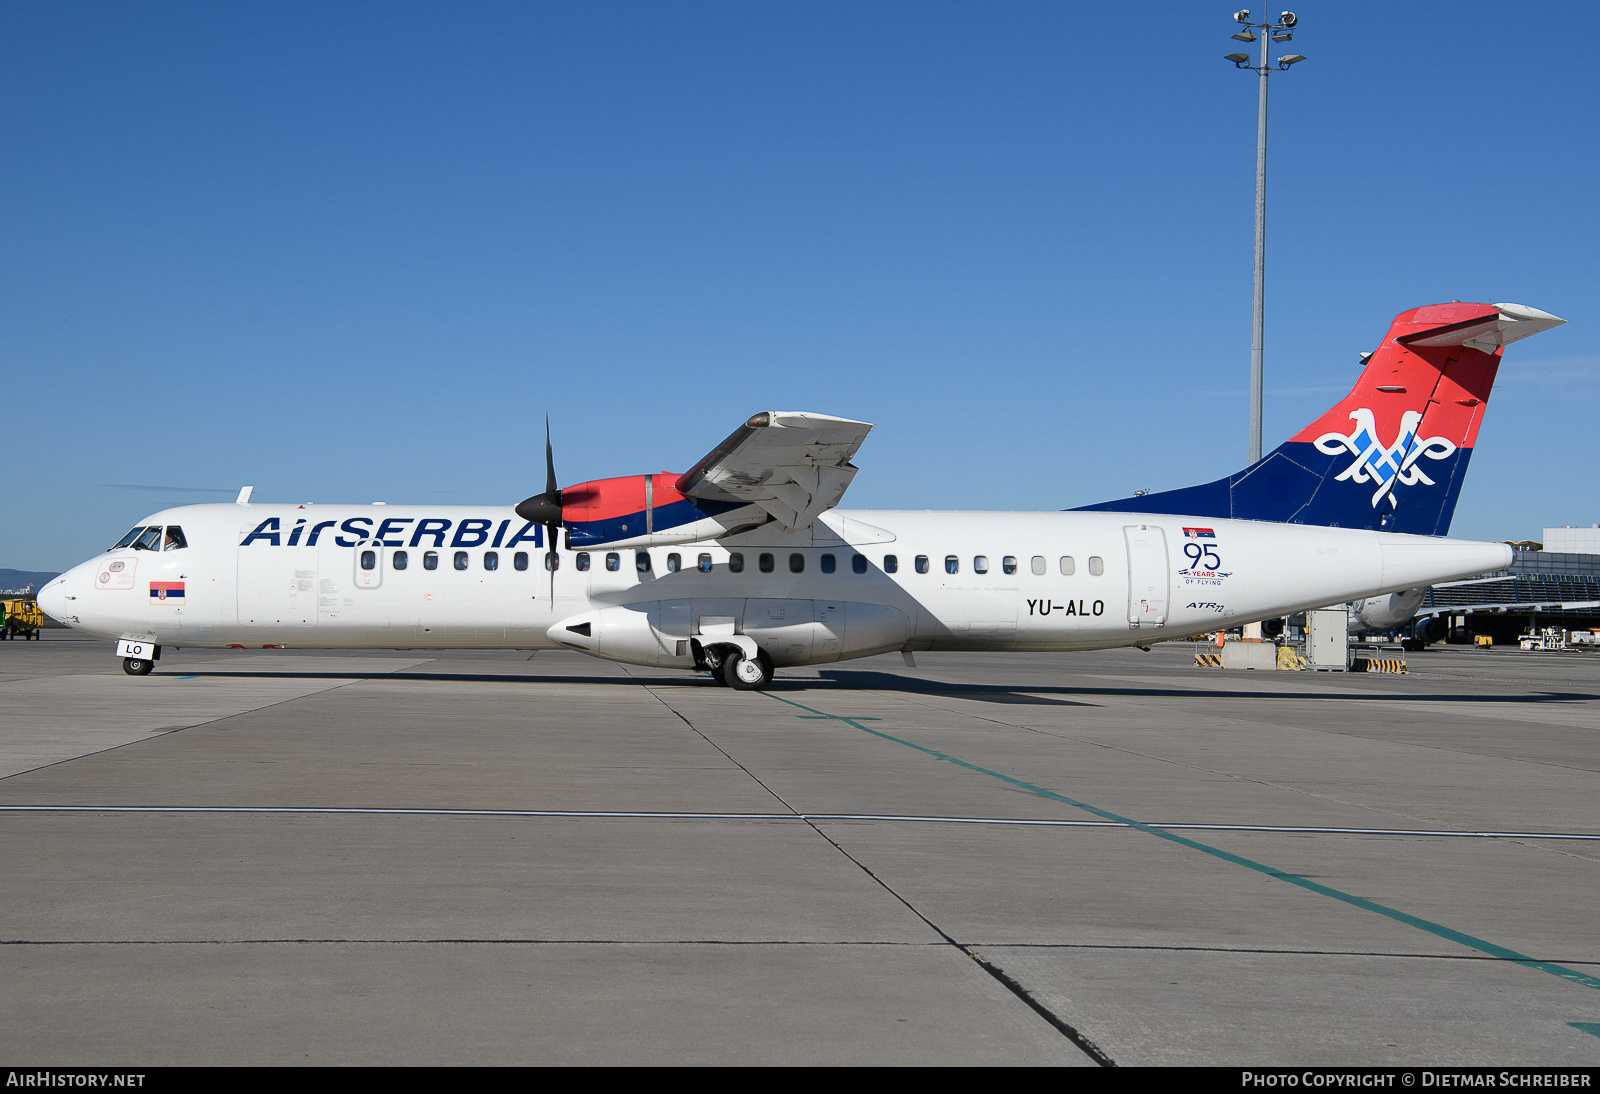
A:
1225,10,1306,465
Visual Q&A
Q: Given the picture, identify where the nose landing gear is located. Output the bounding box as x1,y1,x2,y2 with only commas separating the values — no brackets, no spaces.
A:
122,657,154,676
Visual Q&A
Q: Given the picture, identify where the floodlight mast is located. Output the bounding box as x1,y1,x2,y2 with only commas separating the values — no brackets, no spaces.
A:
1225,11,1305,465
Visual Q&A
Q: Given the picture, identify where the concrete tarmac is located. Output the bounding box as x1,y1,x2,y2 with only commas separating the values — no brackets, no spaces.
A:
1,631,1597,1065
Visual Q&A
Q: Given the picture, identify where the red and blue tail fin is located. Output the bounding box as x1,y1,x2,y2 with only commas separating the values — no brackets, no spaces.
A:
1073,302,1565,535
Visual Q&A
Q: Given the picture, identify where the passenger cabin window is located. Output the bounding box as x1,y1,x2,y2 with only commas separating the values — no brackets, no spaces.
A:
820,554,836,574
576,552,591,571
454,551,469,571
666,553,681,573
1060,556,1076,576
606,552,620,572
884,555,898,574
484,551,499,571
729,553,745,573
789,553,805,574
393,550,408,570
698,553,712,573
360,550,377,570
852,554,867,574
424,551,439,570
759,553,774,573
914,555,929,574
545,552,560,571
944,555,959,574
973,556,988,574
163,526,188,551
515,552,529,571
1002,556,1017,575
1031,556,1046,575
1088,555,1104,576
636,551,652,573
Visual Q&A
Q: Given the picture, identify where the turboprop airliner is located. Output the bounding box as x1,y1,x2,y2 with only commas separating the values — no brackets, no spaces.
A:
37,301,1563,690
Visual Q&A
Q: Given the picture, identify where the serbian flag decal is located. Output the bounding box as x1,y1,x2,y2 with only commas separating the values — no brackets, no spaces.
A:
1182,527,1215,539
149,581,185,603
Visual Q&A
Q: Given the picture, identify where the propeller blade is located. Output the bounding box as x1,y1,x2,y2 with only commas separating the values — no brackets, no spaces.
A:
516,417,566,525
522,416,561,602
544,417,559,501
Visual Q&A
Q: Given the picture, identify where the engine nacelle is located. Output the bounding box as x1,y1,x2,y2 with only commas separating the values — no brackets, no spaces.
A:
559,474,767,549
1347,588,1427,636
1411,615,1449,646
548,599,912,668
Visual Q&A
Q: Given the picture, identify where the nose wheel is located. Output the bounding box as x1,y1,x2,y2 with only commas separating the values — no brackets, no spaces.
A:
122,657,154,676
721,648,774,691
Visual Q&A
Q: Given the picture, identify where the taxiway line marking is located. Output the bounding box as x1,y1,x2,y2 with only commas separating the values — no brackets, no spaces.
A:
763,691,1600,993
0,805,1595,841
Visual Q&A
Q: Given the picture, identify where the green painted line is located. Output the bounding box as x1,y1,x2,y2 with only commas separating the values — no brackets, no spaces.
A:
766,691,1600,993
1570,1023,1600,1039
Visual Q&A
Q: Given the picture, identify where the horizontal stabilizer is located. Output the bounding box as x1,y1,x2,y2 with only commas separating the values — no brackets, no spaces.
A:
1397,302,1565,353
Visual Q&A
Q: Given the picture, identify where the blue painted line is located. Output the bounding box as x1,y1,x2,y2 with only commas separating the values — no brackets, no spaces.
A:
766,691,1600,993
1570,1023,1600,1040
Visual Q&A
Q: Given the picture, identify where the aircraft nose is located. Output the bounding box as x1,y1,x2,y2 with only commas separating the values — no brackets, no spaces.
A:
36,577,68,623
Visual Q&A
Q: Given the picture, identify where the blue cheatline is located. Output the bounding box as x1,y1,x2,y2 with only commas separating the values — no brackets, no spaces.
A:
764,692,1600,994
1070,441,1471,537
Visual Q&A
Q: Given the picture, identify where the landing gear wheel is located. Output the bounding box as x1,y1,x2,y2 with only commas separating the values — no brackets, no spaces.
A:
721,648,774,691
122,657,153,676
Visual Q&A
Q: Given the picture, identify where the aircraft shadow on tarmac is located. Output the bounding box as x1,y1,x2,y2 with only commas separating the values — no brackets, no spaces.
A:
812,670,1600,707
162,667,1600,709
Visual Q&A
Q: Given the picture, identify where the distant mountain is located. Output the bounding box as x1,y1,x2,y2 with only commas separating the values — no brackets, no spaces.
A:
1,569,61,594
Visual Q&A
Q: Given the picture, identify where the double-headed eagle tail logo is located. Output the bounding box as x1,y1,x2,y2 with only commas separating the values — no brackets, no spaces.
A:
1313,409,1457,510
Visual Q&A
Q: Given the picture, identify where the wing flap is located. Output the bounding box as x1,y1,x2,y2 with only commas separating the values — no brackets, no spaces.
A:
676,411,873,531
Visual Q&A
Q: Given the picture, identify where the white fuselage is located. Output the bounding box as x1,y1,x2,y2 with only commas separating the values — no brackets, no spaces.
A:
38,502,1511,667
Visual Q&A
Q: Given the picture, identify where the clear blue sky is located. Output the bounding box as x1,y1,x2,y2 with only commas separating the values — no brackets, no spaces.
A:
6,1,1596,571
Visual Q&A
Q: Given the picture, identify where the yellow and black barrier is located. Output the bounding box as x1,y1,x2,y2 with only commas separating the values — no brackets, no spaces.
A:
1351,657,1407,674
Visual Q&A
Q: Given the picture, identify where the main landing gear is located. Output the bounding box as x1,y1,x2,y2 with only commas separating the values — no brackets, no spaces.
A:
122,657,154,676
722,648,774,691
700,643,775,691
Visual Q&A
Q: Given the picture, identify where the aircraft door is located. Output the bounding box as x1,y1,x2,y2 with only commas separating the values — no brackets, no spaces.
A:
1124,524,1169,626
236,544,317,627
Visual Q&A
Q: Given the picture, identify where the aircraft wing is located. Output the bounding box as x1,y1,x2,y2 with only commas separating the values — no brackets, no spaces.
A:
675,411,873,531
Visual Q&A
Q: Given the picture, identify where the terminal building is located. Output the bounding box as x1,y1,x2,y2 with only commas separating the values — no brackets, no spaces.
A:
1421,526,1600,644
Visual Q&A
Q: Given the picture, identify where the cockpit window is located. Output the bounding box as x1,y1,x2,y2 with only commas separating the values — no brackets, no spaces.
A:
163,526,188,551
131,526,163,552
111,526,145,550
